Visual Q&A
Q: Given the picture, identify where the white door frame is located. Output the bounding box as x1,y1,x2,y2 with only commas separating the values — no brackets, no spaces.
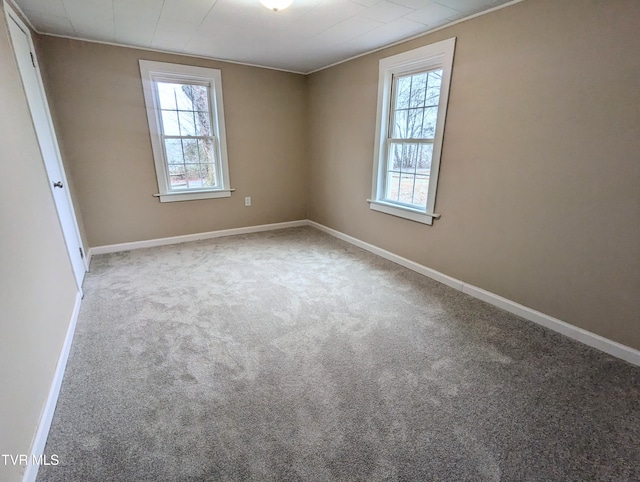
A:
4,1,88,290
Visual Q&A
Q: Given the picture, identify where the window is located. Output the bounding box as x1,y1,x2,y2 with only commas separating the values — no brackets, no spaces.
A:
370,38,456,224
139,60,231,202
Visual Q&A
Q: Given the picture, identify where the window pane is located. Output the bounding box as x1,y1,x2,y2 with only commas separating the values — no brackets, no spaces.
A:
178,111,197,136
407,108,423,138
169,165,185,176
392,109,408,138
181,139,199,163
180,84,209,112
394,107,434,139
384,142,433,209
420,106,439,138
385,143,403,201
157,82,213,137
418,143,434,171
156,82,178,110
167,138,216,190
142,61,231,199
194,111,212,136
157,82,205,111
182,84,212,136
174,86,195,111
392,69,443,141
409,72,428,108
395,75,412,110
164,139,183,164
198,139,217,187
370,39,455,221
168,165,186,189
413,144,433,206
426,69,442,106
412,174,430,207
161,110,180,136
397,143,418,205
184,164,204,188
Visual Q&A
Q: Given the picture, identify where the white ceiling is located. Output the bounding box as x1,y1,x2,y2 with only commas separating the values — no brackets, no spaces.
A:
14,0,514,73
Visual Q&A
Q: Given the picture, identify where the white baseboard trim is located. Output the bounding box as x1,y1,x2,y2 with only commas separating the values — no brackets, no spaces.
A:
20,220,635,482
89,220,308,259
308,221,464,291
22,290,83,482
86,218,639,366
308,220,640,367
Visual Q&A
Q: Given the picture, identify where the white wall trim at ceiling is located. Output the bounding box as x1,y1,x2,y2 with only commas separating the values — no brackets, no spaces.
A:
88,220,308,258
15,0,525,76
36,32,307,76
306,0,527,75
307,220,640,367
22,291,82,482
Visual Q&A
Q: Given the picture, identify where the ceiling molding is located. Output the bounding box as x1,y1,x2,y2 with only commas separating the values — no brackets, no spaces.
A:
307,0,526,75
11,0,527,76
37,31,307,76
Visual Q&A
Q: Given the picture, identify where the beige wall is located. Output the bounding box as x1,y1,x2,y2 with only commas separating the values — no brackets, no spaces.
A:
0,4,79,481
12,0,638,371
308,0,640,350
37,37,309,247
1,1,636,478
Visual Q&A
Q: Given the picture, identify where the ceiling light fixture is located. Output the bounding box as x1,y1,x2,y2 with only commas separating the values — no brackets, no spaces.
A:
259,0,293,12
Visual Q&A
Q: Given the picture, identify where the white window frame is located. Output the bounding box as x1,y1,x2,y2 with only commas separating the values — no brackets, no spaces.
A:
369,38,456,225
139,60,232,203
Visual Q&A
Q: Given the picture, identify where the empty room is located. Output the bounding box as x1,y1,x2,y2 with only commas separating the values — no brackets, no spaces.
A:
1,0,638,480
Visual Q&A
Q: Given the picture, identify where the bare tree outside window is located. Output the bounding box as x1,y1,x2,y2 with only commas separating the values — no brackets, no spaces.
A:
157,82,217,190
385,69,442,207
140,60,231,202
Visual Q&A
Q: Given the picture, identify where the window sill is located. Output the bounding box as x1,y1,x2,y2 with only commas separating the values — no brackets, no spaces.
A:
367,199,440,225
153,189,234,203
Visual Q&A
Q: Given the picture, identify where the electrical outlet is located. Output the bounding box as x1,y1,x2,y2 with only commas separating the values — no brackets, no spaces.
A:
244,196,251,207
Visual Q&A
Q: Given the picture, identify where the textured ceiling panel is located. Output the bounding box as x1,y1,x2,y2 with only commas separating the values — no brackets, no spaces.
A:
15,0,516,73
